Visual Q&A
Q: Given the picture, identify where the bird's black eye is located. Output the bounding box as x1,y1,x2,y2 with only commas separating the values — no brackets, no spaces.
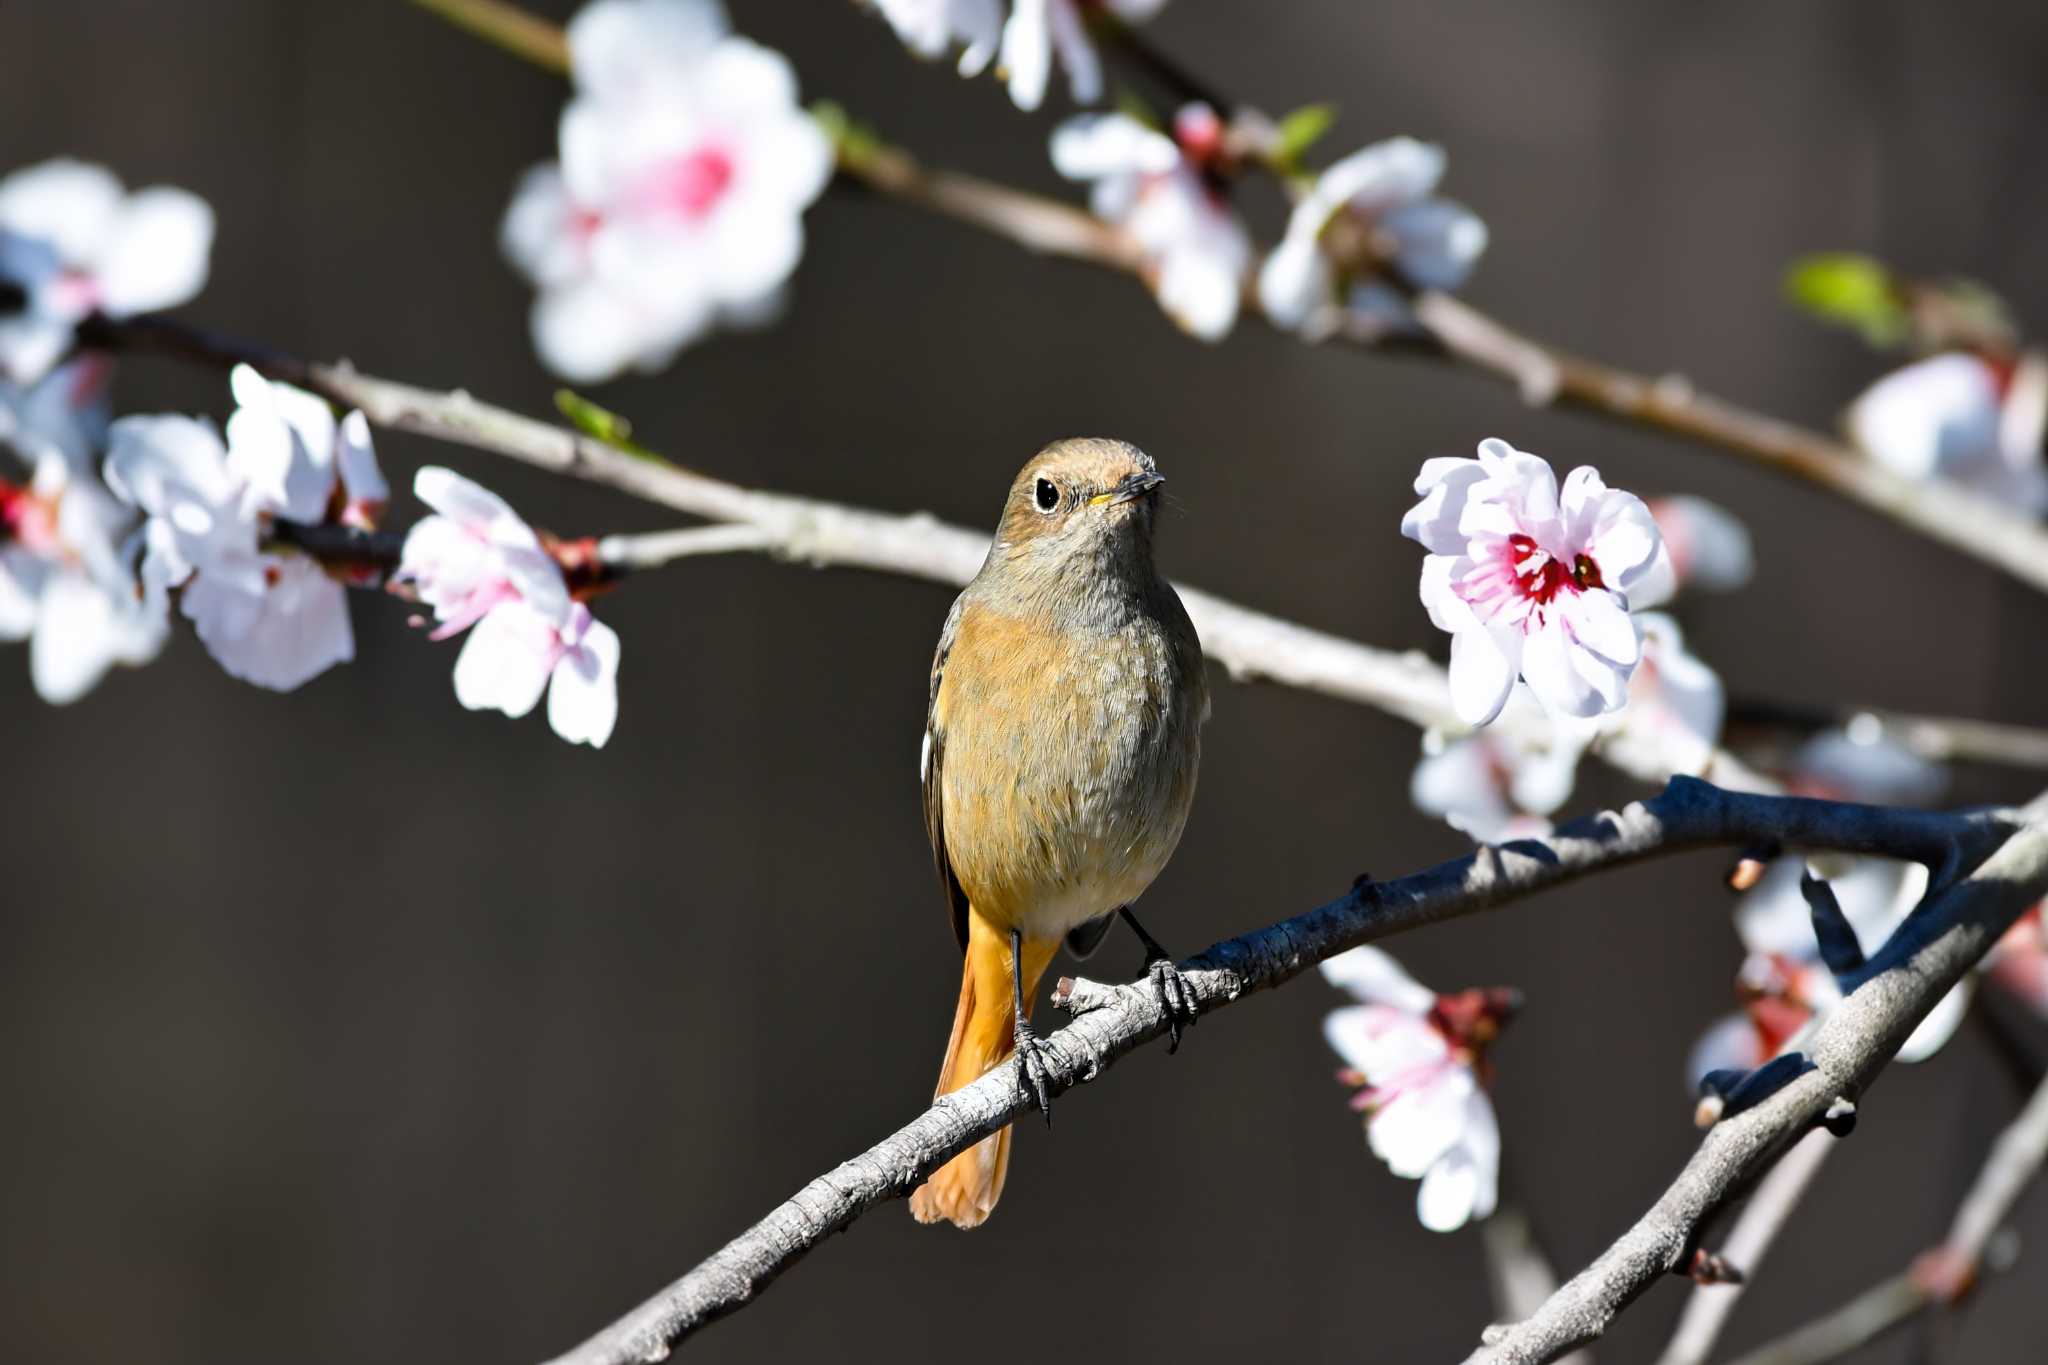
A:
1034,478,1060,512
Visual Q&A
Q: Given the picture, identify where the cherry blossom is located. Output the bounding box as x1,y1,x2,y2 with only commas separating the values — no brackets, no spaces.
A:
997,0,1167,112
1688,854,1970,1093
1321,946,1515,1232
1410,696,1585,842
1785,720,1946,808
502,0,833,383
0,159,213,383
1844,351,2048,513
868,0,1002,76
1633,495,1753,606
1985,906,2048,1020
398,467,621,748
1259,137,1486,337
1,357,168,705
102,367,386,691
1403,438,1662,727
1050,104,1251,341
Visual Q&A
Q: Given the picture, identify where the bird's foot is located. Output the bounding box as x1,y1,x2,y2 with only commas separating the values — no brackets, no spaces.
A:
1014,1019,1056,1127
1145,955,1198,1054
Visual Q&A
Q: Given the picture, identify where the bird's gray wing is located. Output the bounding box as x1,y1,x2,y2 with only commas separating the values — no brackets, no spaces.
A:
922,594,971,951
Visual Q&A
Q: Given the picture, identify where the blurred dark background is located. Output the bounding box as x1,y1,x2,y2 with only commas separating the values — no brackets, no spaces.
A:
4,2,2048,1361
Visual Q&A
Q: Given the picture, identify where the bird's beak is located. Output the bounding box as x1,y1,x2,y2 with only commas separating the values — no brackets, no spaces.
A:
1088,471,1166,506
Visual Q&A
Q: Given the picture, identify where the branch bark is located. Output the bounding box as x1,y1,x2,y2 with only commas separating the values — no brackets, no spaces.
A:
412,0,2048,599
1724,1061,2048,1365
1652,1130,1836,1365
1462,800,2048,1365
83,312,1781,793
535,780,2033,1363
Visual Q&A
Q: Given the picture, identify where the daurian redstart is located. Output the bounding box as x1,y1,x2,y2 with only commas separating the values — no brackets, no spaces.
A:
909,438,1207,1228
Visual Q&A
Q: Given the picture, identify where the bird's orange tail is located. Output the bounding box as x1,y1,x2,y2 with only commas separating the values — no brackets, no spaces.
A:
909,915,1056,1228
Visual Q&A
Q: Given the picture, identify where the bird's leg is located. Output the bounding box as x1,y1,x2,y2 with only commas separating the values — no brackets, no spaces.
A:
1011,927,1055,1127
1119,906,1196,1053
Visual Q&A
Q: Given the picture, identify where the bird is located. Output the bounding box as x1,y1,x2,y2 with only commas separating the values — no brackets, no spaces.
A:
908,437,1208,1229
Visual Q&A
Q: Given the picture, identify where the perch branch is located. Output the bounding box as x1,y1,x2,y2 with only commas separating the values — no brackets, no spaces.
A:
537,780,2039,1363
1461,796,2048,1365
1725,1061,2048,1365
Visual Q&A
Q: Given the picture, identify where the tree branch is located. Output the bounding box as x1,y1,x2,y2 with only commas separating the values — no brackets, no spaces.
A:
1652,1130,1836,1365
1724,1062,2048,1365
1461,800,2048,1365
82,311,1781,793
535,780,2032,1363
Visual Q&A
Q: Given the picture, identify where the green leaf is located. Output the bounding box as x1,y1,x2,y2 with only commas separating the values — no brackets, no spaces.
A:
555,390,669,464
809,99,883,166
1111,85,1162,131
1783,252,1907,347
1272,103,1336,168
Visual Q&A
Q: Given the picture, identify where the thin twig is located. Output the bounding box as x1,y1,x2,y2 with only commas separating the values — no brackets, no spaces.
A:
1652,1130,1836,1365
81,311,1778,794
1725,1065,2048,1365
1728,699,2048,774
411,0,2048,598
537,781,2039,1363
408,0,569,73
1463,803,2048,1364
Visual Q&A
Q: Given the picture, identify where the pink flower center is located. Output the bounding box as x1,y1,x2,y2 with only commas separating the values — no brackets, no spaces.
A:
0,480,60,555
634,144,738,223
429,578,522,641
48,268,100,318
1503,533,1602,605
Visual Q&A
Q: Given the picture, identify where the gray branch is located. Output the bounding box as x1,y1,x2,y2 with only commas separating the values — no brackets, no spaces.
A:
105,311,1985,796
1726,1060,2048,1365
533,780,2032,1364
1463,797,2048,1365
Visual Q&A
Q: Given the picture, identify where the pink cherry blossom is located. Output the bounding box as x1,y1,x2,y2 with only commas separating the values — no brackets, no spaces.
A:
502,0,832,383
1050,104,1251,341
1259,137,1487,337
1845,351,2048,513
398,467,621,748
1403,438,1662,727
0,434,168,704
102,367,386,692
1320,946,1514,1232
1986,906,2048,1020
1689,853,1968,1093
0,159,213,382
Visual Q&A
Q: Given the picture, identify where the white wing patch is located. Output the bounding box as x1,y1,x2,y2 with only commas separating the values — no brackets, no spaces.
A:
920,728,932,783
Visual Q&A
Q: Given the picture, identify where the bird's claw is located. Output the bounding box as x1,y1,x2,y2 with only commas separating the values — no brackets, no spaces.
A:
1146,956,1197,1054
1014,1020,1055,1127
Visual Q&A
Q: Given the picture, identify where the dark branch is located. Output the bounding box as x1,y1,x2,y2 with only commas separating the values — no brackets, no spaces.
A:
538,780,2032,1364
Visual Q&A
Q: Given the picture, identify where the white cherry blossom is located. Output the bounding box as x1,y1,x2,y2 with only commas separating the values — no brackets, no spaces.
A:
502,0,833,383
0,159,213,382
1259,137,1486,336
0,448,167,704
1633,495,1753,606
1690,854,1969,1094
1320,946,1513,1232
997,0,1166,112
1410,699,1584,843
1051,104,1251,341
103,367,385,691
1403,438,1662,727
868,0,1002,75
1844,351,2048,513
398,467,621,748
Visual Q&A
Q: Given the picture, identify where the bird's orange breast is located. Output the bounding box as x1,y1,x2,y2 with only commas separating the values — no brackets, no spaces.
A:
933,597,1204,940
